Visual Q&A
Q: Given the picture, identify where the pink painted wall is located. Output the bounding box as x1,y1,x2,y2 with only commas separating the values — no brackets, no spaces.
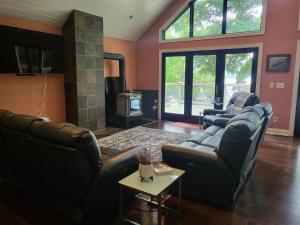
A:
136,0,300,130
104,37,137,89
0,16,66,122
0,16,137,122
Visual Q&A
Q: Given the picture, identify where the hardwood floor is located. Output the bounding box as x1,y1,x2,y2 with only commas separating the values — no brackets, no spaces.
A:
1,121,300,225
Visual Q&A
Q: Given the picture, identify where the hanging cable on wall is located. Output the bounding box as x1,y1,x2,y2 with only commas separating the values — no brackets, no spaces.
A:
37,69,47,117
36,50,51,118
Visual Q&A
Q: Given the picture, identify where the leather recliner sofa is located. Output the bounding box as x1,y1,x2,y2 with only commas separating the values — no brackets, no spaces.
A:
202,92,259,129
162,103,272,206
0,109,138,224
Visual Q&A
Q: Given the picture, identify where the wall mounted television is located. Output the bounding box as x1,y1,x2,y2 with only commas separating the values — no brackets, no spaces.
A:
0,25,64,75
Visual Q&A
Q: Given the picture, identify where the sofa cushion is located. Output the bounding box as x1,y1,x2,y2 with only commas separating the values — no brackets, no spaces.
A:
214,128,225,136
30,121,102,171
260,102,272,117
203,125,222,135
241,105,264,119
201,135,222,148
226,112,260,130
2,113,42,132
180,141,216,153
187,132,211,145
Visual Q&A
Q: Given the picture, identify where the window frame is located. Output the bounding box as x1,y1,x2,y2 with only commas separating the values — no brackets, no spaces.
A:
160,0,267,43
161,47,259,123
162,4,191,40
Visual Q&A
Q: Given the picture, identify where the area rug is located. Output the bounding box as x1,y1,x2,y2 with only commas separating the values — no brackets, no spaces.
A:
98,126,192,161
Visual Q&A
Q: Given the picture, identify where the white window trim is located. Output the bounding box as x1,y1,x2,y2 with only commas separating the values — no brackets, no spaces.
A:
158,43,264,120
288,40,300,136
159,0,268,43
298,6,300,31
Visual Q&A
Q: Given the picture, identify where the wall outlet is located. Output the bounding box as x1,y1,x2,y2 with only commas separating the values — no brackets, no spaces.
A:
276,82,285,89
273,116,278,123
40,117,50,122
270,82,275,88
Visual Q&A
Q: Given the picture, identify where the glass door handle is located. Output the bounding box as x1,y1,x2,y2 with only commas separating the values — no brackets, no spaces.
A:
214,101,223,106
214,96,223,106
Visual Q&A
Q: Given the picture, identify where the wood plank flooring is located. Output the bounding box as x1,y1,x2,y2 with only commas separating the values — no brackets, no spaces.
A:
1,121,300,225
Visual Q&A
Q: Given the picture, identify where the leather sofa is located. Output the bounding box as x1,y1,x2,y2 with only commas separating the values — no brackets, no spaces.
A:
162,103,272,206
202,92,259,129
0,109,138,223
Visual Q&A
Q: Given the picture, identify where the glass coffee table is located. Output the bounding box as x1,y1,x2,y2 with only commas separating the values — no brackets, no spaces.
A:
118,168,185,225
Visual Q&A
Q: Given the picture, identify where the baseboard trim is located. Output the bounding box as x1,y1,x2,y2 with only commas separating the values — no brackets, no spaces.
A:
267,128,291,136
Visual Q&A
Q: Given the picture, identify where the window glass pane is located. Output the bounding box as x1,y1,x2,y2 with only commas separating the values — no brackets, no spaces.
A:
224,53,253,109
164,8,190,40
192,55,216,116
193,0,223,37
165,56,186,114
226,0,263,34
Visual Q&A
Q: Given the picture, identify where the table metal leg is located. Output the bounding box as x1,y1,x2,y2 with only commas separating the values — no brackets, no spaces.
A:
178,177,182,214
118,186,124,224
157,194,162,225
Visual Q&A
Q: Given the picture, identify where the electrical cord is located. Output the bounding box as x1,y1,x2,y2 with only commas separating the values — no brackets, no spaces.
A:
36,69,47,117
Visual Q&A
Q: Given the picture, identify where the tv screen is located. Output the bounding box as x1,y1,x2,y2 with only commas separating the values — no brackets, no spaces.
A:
130,99,140,111
41,49,54,72
0,25,64,74
15,45,54,74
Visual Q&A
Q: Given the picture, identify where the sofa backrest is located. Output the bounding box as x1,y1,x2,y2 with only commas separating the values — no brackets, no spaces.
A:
253,103,273,156
0,110,102,204
0,109,13,176
29,121,101,203
217,111,262,179
0,112,42,181
226,92,259,113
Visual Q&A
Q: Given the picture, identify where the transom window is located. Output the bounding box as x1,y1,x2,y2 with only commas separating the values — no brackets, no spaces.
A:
162,0,264,40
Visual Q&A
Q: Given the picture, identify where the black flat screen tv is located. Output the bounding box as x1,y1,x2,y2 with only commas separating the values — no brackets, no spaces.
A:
0,25,64,75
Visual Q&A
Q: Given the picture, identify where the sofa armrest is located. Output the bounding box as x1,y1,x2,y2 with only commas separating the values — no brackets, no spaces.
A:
162,143,219,162
84,149,139,219
162,143,236,205
217,113,236,118
100,149,138,177
203,109,226,116
162,143,234,175
212,117,231,128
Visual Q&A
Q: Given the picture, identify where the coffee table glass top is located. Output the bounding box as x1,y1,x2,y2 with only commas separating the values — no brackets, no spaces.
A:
119,168,185,196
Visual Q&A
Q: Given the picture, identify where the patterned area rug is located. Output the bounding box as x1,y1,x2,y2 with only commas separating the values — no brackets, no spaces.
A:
98,126,192,161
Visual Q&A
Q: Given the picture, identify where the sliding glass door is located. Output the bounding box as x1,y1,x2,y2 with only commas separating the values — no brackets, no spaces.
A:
223,52,256,109
164,55,186,115
162,47,258,123
192,55,217,115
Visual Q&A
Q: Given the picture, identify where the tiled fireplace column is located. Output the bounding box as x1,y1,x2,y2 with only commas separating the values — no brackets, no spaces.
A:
63,10,105,131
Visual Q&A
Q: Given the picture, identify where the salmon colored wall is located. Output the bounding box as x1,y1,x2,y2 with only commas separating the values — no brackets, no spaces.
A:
0,74,66,122
136,0,300,130
104,37,136,89
0,16,137,122
0,16,66,122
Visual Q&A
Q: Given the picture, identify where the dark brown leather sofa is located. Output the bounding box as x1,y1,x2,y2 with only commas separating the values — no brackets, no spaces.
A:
0,109,138,224
162,103,272,206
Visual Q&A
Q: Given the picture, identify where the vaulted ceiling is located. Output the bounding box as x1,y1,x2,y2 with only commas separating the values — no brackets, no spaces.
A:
0,0,175,41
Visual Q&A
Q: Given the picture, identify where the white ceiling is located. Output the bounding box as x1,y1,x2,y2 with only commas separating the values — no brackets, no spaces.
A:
0,0,175,41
